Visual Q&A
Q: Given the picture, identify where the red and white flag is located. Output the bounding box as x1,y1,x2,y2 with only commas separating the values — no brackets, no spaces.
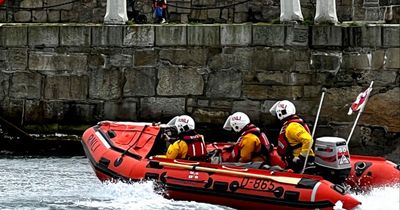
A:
347,83,373,115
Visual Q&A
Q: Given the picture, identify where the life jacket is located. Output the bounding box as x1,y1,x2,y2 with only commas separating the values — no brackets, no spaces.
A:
277,115,311,158
181,134,207,160
230,124,271,162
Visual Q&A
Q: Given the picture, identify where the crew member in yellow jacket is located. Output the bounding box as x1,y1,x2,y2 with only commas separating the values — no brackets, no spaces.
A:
270,100,315,173
165,115,207,160
223,112,271,163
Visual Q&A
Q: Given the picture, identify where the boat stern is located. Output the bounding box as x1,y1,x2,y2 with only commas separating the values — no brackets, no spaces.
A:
315,180,361,210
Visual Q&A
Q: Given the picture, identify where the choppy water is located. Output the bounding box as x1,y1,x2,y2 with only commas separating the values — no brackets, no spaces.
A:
0,157,398,210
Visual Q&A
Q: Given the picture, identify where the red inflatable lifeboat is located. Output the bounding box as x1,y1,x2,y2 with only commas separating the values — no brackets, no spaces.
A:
81,121,366,210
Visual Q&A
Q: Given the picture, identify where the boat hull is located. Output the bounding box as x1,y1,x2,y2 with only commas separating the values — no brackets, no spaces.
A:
81,121,364,210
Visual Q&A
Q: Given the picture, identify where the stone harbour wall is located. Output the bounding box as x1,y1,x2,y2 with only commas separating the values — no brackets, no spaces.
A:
0,23,399,160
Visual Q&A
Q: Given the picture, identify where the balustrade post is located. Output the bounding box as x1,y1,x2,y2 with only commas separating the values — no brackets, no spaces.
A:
104,0,128,24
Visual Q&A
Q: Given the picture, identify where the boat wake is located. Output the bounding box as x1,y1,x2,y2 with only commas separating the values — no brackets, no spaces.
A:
75,180,399,210
76,181,234,210
352,184,400,210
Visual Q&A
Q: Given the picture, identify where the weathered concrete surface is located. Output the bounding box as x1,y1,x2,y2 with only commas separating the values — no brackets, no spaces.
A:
0,23,399,161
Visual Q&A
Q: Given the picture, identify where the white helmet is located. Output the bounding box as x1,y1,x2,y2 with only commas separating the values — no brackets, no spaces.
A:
223,112,250,132
167,115,195,134
269,100,296,120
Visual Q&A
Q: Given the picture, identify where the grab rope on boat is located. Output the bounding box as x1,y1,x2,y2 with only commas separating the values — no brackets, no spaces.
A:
114,124,149,167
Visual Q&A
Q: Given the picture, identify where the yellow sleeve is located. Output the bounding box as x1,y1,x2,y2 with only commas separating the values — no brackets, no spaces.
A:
239,133,257,163
286,122,314,157
166,140,188,159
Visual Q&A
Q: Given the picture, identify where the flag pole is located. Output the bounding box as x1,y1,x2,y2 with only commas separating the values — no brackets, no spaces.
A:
346,81,374,145
300,88,326,174
311,88,327,138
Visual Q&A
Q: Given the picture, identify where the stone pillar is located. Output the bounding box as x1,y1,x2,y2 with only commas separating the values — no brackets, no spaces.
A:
280,0,303,23
104,0,128,24
314,0,339,24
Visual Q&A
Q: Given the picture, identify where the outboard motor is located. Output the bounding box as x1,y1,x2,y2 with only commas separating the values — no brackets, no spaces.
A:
314,137,351,184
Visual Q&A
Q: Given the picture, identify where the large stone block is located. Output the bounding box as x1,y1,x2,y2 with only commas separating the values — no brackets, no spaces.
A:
37,100,64,123
193,0,216,6
206,70,242,98
140,97,186,119
104,100,138,121
134,49,158,67
60,26,91,46
0,72,10,100
9,72,42,99
44,0,73,10
88,68,122,100
363,88,400,132
208,48,252,71
243,85,303,100
244,71,287,85
311,52,342,73
159,48,208,66
62,102,102,124
28,26,59,47
188,25,220,46
252,48,295,71
157,66,204,96
21,0,43,8
23,100,45,124
361,25,381,47
123,25,154,47
0,99,24,123
0,11,6,22
91,25,123,46
88,54,106,68
14,11,32,22
0,26,28,47
341,50,385,70
48,10,60,22
312,26,342,47
210,100,232,109
32,11,47,22
344,25,382,47
221,24,252,46
320,86,364,122
45,75,88,100
252,25,285,46
124,67,156,96
233,100,261,121
285,25,309,47
109,54,133,67
4,48,28,71
155,25,187,46
357,70,397,86
303,85,323,98
192,108,229,124
385,48,400,69
288,73,312,85
383,25,400,47
29,52,87,74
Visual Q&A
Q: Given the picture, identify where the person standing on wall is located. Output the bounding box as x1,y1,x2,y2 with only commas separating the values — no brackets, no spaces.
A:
269,100,315,173
153,0,167,23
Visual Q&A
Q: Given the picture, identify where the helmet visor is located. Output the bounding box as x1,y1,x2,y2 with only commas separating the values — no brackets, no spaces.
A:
223,115,233,131
269,101,280,116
